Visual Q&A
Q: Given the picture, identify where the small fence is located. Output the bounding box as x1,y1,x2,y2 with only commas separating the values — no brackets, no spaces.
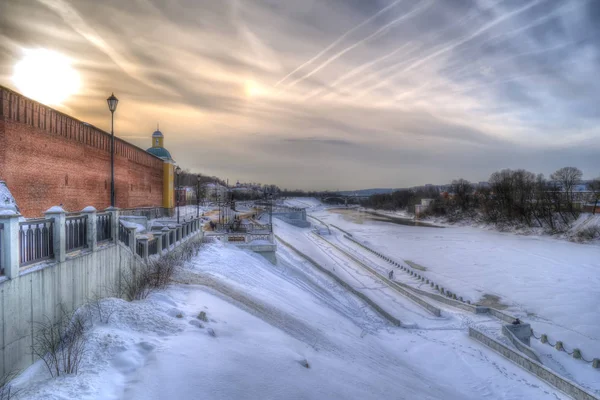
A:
249,234,271,242
148,238,158,256
119,219,202,262
96,212,112,242
118,221,130,247
19,218,55,266
213,222,272,233
66,214,88,252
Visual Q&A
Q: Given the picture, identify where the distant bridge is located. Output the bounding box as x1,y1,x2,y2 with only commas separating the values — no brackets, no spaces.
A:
320,194,369,205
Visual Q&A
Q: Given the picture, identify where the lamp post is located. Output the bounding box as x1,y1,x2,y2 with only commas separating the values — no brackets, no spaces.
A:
196,174,201,218
106,93,119,207
175,166,181,224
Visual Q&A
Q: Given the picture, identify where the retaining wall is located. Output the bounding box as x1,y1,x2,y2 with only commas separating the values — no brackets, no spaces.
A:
0,243,133,376
393,281,482,313
273,214,311,228
488,308,520,324
469,328,598,400
502,325,542,363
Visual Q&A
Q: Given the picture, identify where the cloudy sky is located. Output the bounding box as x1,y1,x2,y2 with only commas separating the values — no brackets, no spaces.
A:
1,0,599,190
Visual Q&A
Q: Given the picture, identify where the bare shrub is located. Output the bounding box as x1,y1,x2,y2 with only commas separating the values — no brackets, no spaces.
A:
148,254,178,290
86,291,118,324
575,226,600,241
112,238,204,301
111,263,154,301
31,306,88,377
0,370,21,400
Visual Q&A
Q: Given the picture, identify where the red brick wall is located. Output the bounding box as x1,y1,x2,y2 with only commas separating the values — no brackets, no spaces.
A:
0,86,164,217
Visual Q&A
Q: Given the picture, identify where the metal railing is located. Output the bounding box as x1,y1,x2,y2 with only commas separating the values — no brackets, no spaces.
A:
118,221,130,247
66,215,88,252
214,222,271,233
136,240,144,258
97,212,112,242
19,218,54,266
148,238,158,256
249,234,271,242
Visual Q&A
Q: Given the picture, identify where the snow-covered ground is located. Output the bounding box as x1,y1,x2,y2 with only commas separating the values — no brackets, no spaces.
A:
12,239,572,400
288,200,599,391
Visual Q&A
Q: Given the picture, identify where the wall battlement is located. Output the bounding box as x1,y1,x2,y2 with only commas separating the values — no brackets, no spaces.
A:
0,86,162,169
0,86,165,216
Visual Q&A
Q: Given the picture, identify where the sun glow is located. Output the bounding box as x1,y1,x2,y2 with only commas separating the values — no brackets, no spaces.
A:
12,49,81,105
244,80,266,98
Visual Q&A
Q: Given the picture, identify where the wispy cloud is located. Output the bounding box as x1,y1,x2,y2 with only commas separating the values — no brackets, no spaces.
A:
1,0,599,189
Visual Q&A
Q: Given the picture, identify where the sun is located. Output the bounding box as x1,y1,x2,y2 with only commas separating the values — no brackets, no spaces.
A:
244,80,266,98
12,49,81,105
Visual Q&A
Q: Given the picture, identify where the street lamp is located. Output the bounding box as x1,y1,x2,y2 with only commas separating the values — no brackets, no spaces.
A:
106,93,119,207
175,166,181,224
196,174,201,218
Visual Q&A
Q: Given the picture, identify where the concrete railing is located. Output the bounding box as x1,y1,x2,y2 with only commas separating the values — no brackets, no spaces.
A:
469,328,599,400
0,205,204,377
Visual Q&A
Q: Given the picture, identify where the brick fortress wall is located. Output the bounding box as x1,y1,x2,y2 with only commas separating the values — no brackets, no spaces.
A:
0,86,164,217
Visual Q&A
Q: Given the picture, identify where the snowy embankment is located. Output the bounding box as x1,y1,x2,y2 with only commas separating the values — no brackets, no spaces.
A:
304,204,600,384
12,240,568,399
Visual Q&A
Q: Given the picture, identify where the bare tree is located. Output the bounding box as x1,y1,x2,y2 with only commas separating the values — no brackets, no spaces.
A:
31,306,88,377
550,167,582,215
589,178,600,215
450,179,473,212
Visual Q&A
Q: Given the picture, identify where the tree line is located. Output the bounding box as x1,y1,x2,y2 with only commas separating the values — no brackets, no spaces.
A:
361,167,600,233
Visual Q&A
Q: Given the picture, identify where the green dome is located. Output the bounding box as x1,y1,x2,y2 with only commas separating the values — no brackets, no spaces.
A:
146,146,173,160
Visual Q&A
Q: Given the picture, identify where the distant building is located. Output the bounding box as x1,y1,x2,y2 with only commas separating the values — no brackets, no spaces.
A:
415,198,434,218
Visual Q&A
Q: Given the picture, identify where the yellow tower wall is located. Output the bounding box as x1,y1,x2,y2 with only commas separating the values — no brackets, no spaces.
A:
152,136,164,148
162,162,175,209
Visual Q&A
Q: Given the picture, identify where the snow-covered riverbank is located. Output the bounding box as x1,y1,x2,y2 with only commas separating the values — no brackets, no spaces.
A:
11,240,569,399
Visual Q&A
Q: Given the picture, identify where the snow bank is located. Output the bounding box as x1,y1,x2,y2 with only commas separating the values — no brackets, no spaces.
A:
0,181,18,213
12,241,572,400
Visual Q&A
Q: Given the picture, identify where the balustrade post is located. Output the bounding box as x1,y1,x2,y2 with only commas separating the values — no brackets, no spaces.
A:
45,206,66,263
176,225,182,244
105,206,119,243
127,226,136,250
156,233,163,254
162,227,170,251
81,206,97,252
0,212,21,279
